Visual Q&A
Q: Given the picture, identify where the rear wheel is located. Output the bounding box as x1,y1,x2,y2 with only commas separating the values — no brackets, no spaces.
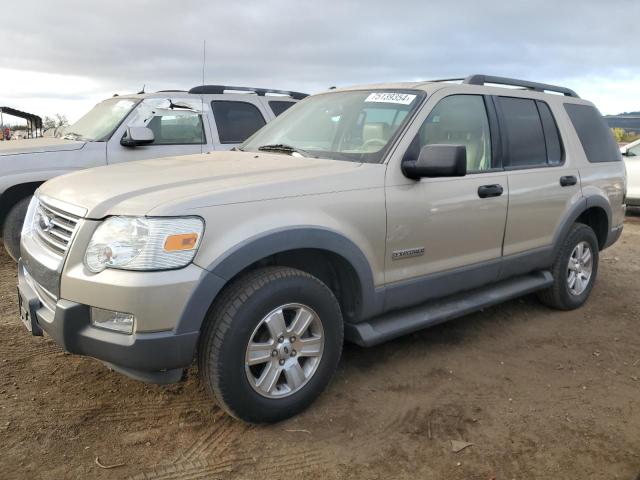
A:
2,196,31,262
537,223,599,310
198,266,343,423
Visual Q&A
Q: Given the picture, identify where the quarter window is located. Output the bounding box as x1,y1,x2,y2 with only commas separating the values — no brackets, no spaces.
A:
212,101,266,144
269,101,296,117
564,104,622,163
409,95,493,172
498,97,547,167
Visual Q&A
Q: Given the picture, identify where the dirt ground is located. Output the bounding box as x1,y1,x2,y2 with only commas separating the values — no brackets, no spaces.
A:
1,217,639,480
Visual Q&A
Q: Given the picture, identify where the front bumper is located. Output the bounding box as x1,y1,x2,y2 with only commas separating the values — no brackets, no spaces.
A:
18,260,200,383
626,196,640,207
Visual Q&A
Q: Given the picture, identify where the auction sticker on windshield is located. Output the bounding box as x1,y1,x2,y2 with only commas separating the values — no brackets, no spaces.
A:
365,92,417,105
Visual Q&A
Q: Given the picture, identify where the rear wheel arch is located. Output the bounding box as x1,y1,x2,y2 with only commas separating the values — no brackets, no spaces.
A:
552,196,611,255
575,206,609,250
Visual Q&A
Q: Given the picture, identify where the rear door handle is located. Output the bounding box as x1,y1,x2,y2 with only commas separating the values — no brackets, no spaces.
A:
478,184,504,198
560,175,578,187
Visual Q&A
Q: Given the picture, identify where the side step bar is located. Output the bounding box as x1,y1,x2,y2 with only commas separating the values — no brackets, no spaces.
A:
345,270,553,347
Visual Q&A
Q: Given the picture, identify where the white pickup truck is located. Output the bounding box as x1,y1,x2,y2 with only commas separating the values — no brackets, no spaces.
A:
0,85,306,260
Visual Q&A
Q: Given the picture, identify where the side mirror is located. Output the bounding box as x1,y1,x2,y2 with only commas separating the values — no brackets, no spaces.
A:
120,127,154,147
402,144,467,179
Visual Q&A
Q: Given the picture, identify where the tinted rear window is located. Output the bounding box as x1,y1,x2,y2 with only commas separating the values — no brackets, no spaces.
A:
499,97,547,167
211,101,266,144
269,101,295,117
564,104,621,163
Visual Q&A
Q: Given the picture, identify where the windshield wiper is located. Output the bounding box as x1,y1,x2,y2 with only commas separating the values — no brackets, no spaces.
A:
257,144,312,157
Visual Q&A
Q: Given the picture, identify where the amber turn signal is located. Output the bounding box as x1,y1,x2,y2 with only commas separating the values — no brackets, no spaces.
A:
164,233,199,251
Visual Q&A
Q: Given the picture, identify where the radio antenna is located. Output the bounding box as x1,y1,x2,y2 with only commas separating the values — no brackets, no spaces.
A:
200,39,206,154
201,40,206,86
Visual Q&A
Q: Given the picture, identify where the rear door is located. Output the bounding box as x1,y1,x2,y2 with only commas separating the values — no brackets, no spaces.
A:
497,96,581,271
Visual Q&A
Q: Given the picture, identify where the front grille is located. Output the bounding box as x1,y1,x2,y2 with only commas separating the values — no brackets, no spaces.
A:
34,199,81,257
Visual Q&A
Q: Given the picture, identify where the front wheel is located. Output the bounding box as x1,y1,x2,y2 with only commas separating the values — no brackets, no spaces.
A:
537,223,599,310
198,267,343,423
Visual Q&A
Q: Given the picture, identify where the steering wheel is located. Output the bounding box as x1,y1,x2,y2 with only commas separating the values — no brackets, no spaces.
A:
362,138,387,151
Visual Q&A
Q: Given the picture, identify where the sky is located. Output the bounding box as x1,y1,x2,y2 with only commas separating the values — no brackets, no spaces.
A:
0,0,638,125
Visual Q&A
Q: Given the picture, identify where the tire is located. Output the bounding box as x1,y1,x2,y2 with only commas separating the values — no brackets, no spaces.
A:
537,223,599,310
198,266,343,423
2,196,31,262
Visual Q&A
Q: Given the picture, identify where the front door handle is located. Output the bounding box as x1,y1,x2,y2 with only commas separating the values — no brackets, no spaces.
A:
478,184,504,198
560,175,578,187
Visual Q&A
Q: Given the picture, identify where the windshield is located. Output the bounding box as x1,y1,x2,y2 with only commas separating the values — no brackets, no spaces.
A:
63,98,138,141
242,90,424,163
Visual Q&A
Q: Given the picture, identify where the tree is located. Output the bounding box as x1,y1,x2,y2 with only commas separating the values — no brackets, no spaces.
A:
43,116,56,130
611,128,625,143
43,114,70,130
55,113,69,128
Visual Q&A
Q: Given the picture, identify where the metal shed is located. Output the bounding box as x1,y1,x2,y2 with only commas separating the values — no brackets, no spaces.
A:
0,106,43,139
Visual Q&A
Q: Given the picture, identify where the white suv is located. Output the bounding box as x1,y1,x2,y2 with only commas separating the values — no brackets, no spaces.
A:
621,138,640,206
0,85,306,260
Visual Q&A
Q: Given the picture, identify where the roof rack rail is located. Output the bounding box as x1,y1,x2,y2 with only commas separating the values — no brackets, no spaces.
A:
188,85,308,100
465,75,579,98
425,75,579,98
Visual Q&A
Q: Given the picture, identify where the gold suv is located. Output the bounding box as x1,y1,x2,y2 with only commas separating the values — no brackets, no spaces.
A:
17,75,626,423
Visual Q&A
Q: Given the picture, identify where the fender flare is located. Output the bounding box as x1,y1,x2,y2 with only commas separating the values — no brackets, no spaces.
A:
551,195,612,257
175,227,380,334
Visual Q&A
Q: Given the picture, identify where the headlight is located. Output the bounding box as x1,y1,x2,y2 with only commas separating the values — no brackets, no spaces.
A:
21,196,40,237
85,216,204,273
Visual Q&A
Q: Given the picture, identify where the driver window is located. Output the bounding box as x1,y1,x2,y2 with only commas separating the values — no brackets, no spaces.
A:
410,95,492,172
125,98,206,145
629,144,640,157
146,112,205,145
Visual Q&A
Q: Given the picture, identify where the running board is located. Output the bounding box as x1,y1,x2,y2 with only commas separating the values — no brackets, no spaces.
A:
345,270,553,347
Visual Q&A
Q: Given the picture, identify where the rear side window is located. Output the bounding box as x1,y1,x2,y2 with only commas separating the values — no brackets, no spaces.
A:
211,101,266,144
269,101,295,117
564,104,621,163
498,97,547,167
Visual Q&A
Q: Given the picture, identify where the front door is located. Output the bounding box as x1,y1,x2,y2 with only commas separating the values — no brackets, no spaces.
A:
384,93,508,310
106,97,209,164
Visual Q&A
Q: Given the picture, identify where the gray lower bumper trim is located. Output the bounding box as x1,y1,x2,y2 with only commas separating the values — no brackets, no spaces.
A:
18,261,199,378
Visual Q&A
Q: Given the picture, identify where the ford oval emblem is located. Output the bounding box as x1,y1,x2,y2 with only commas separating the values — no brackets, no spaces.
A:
38,212,54,233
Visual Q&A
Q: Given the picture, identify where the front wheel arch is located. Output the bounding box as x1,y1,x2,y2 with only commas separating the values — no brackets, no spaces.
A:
0,182,42,236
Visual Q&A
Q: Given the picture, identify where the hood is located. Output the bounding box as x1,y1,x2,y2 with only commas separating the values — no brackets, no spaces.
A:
39,151,384,218
0,137,85,156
